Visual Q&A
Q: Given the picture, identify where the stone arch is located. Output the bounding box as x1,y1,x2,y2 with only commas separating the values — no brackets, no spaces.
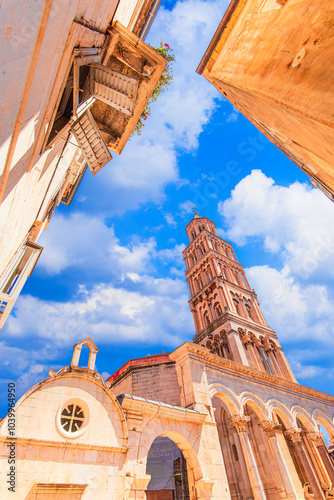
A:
312,409,334,440
71,337,98,370
139,428,209,500
267,399,294,429
209,384,242,416
291,405,317,432
159,430,204,482
240,392,269,421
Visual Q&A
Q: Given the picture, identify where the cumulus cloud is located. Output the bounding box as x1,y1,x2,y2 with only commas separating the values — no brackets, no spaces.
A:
218,170,334,280
246,265,334,345
38,212,157,277
37,212,187,279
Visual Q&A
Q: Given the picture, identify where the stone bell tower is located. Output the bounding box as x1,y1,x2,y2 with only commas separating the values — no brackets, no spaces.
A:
183,213,296,382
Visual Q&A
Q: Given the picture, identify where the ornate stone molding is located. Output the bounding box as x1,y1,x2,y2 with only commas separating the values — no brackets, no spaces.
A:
172,342,334,404
229,415,251,433
259,420,278,437
308,432,325,447
284,428,303,443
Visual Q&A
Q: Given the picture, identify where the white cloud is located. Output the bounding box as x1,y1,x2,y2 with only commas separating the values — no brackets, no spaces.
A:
226,110,238,123
165,213,177,227
38,212,157,277
6,276,193,348
218,170,334,280
179,200,195,214
246,265,334,346
38,212,188,278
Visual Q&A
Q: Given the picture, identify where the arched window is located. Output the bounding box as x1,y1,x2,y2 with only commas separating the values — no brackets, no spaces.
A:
235,272,243,287
215,304,223,318
232,444,239,461
245,303,256,322
204,312,210,326
233,299,242,316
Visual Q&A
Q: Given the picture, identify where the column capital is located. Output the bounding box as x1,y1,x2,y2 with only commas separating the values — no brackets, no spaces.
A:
284,428,303,443
308,432,325,447
229,414,251,433
259,420,278,437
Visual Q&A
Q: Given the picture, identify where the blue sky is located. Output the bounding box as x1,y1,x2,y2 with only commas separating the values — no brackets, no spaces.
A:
1,0,334,417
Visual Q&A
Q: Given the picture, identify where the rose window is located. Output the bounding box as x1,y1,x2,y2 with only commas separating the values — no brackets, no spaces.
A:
60,404,85,433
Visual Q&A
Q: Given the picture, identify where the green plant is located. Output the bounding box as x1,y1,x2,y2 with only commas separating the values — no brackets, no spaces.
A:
133,42,175,136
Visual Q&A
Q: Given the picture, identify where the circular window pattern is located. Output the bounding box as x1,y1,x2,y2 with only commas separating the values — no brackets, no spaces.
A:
60,404,85,433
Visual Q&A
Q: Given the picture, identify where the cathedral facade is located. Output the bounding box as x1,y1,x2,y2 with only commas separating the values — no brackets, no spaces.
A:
1,215,334,499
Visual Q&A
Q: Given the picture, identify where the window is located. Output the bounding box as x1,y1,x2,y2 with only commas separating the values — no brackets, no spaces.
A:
61,152,87,206
57,399,89,438
215,304,223,318
60,404,85,433
44,48,102,149
233,299,242,316
245,303,256,322
0,241,43,330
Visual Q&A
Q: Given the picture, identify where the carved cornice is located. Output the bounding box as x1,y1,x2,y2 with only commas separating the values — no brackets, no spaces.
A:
48,365,105,384
170,342,334,405
229,415,250,433
0,435,128,453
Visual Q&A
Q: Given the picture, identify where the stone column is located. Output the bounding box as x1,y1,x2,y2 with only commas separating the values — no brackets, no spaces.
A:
230,415,267,500
71,345,82,367
260,421,297,499
308,432,334,486
285,429,326,500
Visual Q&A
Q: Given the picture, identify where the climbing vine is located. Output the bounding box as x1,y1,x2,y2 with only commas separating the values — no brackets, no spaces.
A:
133,42,175,136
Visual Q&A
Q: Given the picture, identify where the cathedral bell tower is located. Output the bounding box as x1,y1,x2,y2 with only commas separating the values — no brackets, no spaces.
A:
183,213,296,382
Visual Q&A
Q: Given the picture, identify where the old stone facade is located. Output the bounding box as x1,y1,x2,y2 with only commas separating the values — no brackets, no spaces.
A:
197,0,334,202
1,215,334,499
0,0,166,330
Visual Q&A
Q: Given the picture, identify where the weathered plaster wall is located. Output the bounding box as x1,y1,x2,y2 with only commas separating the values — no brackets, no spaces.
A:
203,0,334,195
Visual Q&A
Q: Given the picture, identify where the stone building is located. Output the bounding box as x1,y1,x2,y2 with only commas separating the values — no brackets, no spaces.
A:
0,0,166,329
1,214,334,499
196,0,334,202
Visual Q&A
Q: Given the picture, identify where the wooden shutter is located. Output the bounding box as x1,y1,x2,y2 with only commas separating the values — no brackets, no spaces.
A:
90,64,138,116
71,109,112,175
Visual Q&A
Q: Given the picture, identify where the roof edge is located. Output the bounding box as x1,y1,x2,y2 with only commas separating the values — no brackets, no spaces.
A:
196,0,241,75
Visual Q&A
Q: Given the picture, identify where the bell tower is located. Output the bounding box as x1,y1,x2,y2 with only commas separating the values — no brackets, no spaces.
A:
183,213,296,382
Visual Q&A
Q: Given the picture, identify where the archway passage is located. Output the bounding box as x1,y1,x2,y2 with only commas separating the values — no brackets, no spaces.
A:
146,436,190,500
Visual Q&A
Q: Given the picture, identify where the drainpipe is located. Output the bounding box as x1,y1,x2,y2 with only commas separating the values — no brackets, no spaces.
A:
139,0,162,41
